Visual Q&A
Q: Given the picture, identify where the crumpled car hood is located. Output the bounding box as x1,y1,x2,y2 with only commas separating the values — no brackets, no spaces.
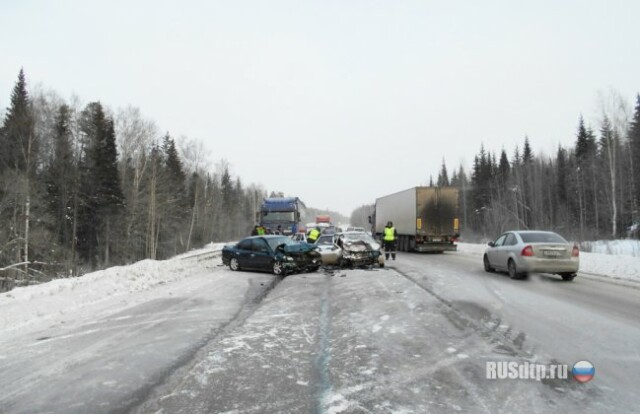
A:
343,240,375,252
281,243,319,256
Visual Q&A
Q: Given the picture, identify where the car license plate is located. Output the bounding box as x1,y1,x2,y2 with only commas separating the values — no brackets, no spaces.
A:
543,250,562,257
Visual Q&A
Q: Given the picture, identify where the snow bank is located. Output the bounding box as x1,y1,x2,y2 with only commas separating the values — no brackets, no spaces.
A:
0,245,223,332
456,242,640,283
580,240,640,258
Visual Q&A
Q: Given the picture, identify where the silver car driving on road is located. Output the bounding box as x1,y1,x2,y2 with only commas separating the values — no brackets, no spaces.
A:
483,230,579,280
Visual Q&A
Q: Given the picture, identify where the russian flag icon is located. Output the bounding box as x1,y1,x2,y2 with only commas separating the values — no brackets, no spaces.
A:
572,360,595,383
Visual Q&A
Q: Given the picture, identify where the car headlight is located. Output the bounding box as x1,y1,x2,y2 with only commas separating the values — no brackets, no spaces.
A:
285,256,294,262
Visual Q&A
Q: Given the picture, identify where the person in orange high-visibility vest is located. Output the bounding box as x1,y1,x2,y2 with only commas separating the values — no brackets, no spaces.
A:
383,221,398,260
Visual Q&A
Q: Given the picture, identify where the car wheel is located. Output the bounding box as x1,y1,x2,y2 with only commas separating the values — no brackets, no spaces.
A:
561,273,576,281
272,261,284,275
508,259,524,280
229,258,240,271
483,255,495,273
379,262,384,268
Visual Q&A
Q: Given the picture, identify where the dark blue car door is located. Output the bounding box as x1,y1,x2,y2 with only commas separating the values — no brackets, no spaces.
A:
234,239,254,268
251,238,273,270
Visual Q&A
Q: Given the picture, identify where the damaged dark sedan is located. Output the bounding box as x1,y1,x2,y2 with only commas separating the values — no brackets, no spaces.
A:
222,235,321,275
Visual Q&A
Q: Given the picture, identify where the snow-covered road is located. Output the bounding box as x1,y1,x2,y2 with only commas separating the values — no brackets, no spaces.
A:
0,245,638,413
0,251,276,414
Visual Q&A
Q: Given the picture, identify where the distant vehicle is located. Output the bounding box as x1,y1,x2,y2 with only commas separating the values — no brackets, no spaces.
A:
372,186,460,253
483,230,579,280
316,215,331,224
222,235,321,275
320,225,339,235
257,197,302,235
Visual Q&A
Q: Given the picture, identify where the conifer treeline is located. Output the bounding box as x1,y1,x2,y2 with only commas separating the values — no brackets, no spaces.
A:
0,70,266,289
440,93,640,242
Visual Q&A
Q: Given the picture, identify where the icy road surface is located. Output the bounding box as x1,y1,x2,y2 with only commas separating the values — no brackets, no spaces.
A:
1,250,639,413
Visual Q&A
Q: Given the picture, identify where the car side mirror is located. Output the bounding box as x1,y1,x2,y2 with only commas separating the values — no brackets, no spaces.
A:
488,241,495,247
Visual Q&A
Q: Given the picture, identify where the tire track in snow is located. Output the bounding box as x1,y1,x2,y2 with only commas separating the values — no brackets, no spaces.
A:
312,274,333,414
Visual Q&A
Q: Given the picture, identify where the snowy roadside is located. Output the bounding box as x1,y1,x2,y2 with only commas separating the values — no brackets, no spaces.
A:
0,243,226,333
456,242,640,283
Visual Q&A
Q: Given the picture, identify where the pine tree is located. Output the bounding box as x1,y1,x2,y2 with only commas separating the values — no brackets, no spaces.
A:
46,104,75,249
522,137,533,165
0,69,36,173
0,69,37,276
556,146,568,204
629,94,640,225
220,166,234,239
161,133,187,254
437,159,449,186
520,137,534,227
575,116,596,164
497,149,510,191
76,102,124,267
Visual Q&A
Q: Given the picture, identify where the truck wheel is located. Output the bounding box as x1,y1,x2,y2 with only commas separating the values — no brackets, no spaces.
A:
561,273,576,281
230,258,240,271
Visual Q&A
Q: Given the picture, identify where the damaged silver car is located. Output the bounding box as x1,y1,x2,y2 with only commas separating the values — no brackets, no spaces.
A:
336,231,385,268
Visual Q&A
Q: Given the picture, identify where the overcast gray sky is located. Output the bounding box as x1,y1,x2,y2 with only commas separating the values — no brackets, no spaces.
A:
1,1,639,216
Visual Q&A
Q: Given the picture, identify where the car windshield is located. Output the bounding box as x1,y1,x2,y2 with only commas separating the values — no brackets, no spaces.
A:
343,233,376,243
265,236,296,251
316,236,334,246
518,232,567,243
261,211,295,222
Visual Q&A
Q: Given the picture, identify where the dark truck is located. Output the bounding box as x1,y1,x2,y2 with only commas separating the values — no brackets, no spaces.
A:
257,197,302,235
372,186,460,252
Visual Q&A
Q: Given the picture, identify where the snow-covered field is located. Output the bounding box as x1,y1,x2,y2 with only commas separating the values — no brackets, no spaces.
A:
580,239,640,257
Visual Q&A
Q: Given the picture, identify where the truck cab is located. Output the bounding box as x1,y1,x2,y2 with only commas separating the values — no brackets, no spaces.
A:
257,197,301,235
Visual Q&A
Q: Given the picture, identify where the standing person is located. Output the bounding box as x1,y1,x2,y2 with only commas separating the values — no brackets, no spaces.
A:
276,225,283,235
251,225,259,236
307,226,321,244
257,225,266,235
383,221,397,260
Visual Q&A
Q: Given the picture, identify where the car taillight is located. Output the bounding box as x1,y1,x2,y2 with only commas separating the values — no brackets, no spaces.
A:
521,245,535,257
572,245,579,257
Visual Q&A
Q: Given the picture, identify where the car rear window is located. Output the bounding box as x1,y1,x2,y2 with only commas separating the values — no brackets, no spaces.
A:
519,232,567,243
